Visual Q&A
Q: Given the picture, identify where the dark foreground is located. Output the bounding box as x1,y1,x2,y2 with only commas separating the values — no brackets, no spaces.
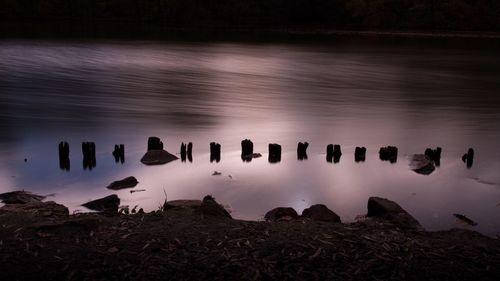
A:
0,195,499,281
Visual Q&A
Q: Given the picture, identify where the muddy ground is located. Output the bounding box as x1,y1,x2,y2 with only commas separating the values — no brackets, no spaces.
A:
0,197,499,281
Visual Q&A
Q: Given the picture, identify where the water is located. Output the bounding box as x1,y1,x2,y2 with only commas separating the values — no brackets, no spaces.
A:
1,38,500,236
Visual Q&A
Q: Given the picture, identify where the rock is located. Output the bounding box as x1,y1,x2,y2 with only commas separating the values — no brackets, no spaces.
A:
301,204,341,222
410,154,436,175
147,137,163,151
106,176,139,190
0,201,69,217
0,191,45,204
379,146,398,163
140,149,179,165
297,142,309,160
264,207,298,221
268,143,282,163
163,196,231,219
355,146,367,162
197,195,232,219
241,153,262,161
367,197,422,230
164,200,203,209
82,195,120,213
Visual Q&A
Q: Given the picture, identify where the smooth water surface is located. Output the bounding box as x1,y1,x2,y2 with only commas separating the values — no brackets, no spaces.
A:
1,39,500,236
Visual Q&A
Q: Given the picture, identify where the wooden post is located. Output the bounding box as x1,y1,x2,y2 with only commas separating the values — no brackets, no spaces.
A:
58,141,70,171
355,146,366,162
268,143,282,163
210,142,221,163
297,142,309,160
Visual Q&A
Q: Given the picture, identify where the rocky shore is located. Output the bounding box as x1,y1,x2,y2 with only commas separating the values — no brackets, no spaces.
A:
0,192,499,280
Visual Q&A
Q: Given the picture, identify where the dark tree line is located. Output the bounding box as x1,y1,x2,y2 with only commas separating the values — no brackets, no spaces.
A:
1,0,499,31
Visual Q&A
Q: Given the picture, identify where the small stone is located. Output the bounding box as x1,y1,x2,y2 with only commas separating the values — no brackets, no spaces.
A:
107,176,139,190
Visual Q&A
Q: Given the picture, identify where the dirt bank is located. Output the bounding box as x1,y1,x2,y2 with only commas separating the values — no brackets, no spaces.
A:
0,194,499,281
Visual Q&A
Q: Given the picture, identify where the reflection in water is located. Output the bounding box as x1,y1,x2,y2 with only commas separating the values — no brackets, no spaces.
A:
1,40,500,236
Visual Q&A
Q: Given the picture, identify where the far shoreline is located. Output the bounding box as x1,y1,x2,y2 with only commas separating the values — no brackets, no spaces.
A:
2,21,500,42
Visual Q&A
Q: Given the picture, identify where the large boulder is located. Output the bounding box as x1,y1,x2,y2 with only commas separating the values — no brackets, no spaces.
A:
140,150,178,165
367,197,422,230
106,176,139,190
197,195,232,219
164,200,202,210
0,201,69,217
409,154,436,175
301,204,341,222
0,191,45,204
82,195,120,213
264,207,298,221
163,196,231,219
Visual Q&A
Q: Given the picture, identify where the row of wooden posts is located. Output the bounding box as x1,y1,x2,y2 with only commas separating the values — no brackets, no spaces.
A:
58,137,475,171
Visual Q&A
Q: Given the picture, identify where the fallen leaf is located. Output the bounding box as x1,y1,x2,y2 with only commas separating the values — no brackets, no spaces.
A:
108,247,119,253
37,231,53,238
309,247,322,260
121,233,133,239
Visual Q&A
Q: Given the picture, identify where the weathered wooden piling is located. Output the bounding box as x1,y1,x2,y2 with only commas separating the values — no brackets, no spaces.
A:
141,137,179,165
268,143,282,163
355,146,367,162
82,142,96,170
379,146,398,163
333,145,342,163
425,147,442,166
241,139,254,162
210,142,221,163
113,144,125,163
58,141,70,171
180,143,187,162
147,137,163,151
297,142,309,160
327,144,333,162
187,142,193,162
326,144,342,163
462,148,474,168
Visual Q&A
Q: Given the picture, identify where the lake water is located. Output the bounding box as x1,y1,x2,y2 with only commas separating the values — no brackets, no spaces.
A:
1,38,500,236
